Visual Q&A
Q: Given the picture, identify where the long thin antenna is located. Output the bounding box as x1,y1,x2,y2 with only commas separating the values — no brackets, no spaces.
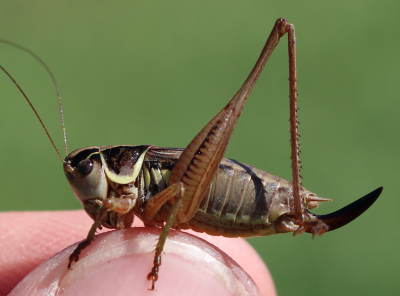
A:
0,64,72,171
0,39,68,156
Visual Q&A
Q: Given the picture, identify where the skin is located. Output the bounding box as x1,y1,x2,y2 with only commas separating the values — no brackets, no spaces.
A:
0,211,276,296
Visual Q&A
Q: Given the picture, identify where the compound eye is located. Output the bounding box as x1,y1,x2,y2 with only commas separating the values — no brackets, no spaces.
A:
77,159,94,177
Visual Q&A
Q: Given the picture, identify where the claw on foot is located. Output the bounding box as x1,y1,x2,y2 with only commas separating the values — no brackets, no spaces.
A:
294,219,329,238
147,253,161,290
147,268,158,291
68,240,91,269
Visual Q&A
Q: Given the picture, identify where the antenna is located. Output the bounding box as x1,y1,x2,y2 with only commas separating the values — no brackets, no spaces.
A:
0,40,74,172
0,39,68,156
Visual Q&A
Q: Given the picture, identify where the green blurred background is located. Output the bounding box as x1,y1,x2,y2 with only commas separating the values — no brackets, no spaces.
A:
0,1,398,295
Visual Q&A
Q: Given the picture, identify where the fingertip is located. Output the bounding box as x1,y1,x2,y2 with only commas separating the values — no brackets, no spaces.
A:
11,228,264,296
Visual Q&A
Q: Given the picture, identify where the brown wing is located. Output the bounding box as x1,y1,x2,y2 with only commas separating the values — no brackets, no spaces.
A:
145,147,184,162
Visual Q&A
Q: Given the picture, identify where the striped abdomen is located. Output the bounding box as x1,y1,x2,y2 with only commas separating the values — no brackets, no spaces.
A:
178,158,296,238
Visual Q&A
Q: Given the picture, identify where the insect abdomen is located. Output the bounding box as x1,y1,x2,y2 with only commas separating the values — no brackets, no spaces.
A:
180,158,295,238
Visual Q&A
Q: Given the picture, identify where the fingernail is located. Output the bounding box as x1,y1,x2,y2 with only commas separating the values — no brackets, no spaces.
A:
11,228,262,296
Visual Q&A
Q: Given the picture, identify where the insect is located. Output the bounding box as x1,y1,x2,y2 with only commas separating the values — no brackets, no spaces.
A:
1,18,382,291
